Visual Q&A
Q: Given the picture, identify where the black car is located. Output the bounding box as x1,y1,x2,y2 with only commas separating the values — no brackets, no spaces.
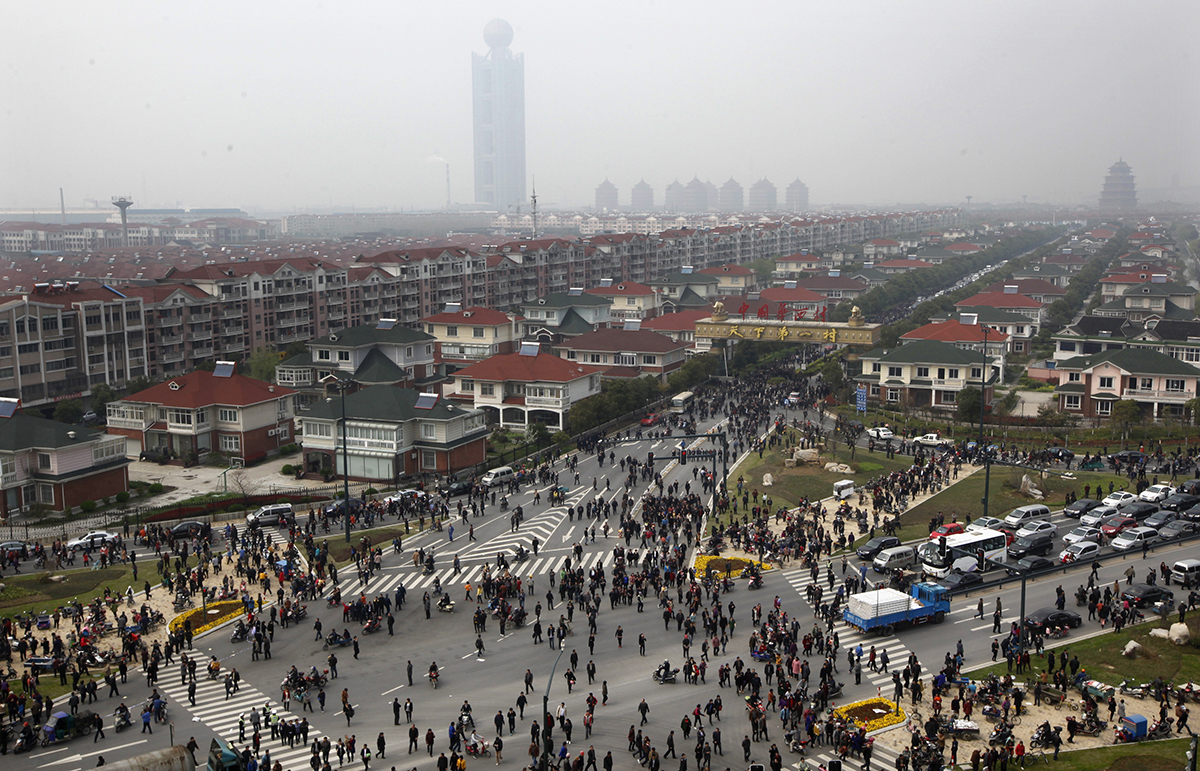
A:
439,480,473,498
1181,504,1200,523
1117,501,1159,520
1143,510,1177,530
170,521,211,539
1121,584,1174,608
1006,556,1055,576
1007,533,1055,560
1046,447,1075,462
139,447,172,463
1024,607,1082,632
1177,479,1200,496
322,498,365,517
1063,498,1101,518
1160,519,1199,540
940,571,983,591
1109,450,1148,465
1158,493,1200,512
856,536,902,561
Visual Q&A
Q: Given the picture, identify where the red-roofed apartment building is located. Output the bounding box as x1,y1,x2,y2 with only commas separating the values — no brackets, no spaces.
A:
641,309,714,353
421,306,522,373
584,280,661,321
446,352,604,429
955,288,1044,323
554,327,689,382
900,315,1011,372
698,264,760,294
105,367,296,463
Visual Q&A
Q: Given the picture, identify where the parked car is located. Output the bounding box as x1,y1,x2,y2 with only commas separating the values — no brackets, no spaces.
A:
1120,584,1174,608
139,447,171,463
1062,525,1102,547
170,521,211,539
1059,540,1101,564
856,535,901,561
1182,504,1200,523
1143,510,1178,530
1159,519,1199,540
1016,520,1058,538
930,523,966,540
1158,493,1200,513
866,427,894,440
80,410,101,425
1117,501,1159,520
1111,526,1159,552
1102,491,1136,507
1025,608,1082,633
1100,514,1138,538
1080,505,1118,528
1007,533,1056,560
67,531,117,551
1063,498,1102,519
1138,484,1176,503
967,516,1006,532
1007,556,1055,576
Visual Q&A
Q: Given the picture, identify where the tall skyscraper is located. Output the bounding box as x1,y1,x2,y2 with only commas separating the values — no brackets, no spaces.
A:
1099,160,1137,212
595,179,618,210
786,178,810,211
748,179,777,211
719,178,744,212
472,19,526,212
630,180,654,210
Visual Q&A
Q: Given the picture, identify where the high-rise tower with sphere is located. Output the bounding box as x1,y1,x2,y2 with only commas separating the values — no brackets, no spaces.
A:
473,19,527,212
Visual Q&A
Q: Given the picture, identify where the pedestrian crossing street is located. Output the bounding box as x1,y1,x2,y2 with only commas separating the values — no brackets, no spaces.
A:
158,665,325,771
791,740,899,770
781,570,914,695
335,549,622,598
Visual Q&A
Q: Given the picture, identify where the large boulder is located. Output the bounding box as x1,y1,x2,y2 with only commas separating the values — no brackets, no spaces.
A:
1123,640,1143,657
1020,474,1045,500
1149,628,1170,639
824,462,852,474
762,473,774,487
1169,622,1191,645
794,448,820,463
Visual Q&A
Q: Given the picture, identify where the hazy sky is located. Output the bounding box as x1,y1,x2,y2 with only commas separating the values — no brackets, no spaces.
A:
3,0,1197,213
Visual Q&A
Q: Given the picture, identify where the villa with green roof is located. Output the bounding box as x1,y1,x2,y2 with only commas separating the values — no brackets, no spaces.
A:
276,322,437,404
856,339,997,410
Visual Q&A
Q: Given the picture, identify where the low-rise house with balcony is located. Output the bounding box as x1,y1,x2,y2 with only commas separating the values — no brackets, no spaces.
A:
794,273,868,301
698,264,759,294
862,238,903,258
982,279,1067,306
647,270,721,312
1095,275,1196,322
0,399,129,517
296,386,487,482
519,292,613,344
641,309,715,353
445,349,604,429
1053,347,1200,421
105,365,296,462
583,280,660,321
421,306,521,374
855,339,996,411
900,314,1010,373
554,326,689,382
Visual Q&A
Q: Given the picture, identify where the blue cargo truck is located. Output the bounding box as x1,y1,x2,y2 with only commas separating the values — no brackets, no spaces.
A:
842,582,950,636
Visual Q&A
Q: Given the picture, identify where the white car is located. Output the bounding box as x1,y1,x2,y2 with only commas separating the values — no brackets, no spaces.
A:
1059,540,1101,564
1111,526,1159,552
1016,520,1058,538
1102,491,1136,507
384,490,429,506
1062,525,1101,546
67,531,117,551
1138,484,1175,503
915,433,950,448
967,516,1006,532
867,427,894,440
1080,505,1118,527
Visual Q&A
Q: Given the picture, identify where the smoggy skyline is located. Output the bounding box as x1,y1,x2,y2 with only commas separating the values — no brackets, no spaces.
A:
2,0,1197,213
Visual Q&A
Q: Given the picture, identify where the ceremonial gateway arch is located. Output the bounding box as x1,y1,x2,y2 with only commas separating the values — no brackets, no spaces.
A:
696,301,882,348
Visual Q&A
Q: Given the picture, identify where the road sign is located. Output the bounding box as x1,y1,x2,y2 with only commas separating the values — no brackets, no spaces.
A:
856,386,867,413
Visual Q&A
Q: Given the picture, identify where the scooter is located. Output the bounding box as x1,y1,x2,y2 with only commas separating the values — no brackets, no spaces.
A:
437,598,455,613
1148,717,1174,739
464,740,491,758
988,721,1016,746
1117,680,1148,699
230,624,249,644
651,668,680,684
362,617,381,634
783,729,809,755
748,575,763,590
114,711,133,733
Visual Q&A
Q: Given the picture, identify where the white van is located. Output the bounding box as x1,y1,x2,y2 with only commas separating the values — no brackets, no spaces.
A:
1111,526,1158,551
247,503,294,527
873,545,917,573
1170,559,1200,586
833,480,856,501
481,466,515,488
1004,504,1051,528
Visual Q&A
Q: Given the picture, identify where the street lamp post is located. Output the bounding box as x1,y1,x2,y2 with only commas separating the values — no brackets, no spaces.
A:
327,377,356,544
540,646,564,771
978,326,994,520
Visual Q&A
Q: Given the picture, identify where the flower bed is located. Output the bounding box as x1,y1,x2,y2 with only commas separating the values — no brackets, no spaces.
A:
169,600,245,636
694,555,775,575
834,697,906,732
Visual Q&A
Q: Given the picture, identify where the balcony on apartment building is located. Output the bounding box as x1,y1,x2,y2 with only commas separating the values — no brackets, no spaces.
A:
159,333,183,346
188,312,212,323
1121,387,1192,402
161,351,185,363
277,299,311,312
222,341,246,354
191,345,214,359
222,322,245,334
277,315,310,328
187,329,213,343
219,306,244,320
278,331,310,344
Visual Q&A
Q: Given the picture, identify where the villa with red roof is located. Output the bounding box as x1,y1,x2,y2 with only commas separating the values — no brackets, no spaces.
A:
421,306,522,372
105,366,296,463
584,280,661,321
641,309,715,353
900,315,1011,372
875,258,933,275
698,264,760,294
862,239,902,258
445,351,604,429
955,288,1044,321
982,278,1066,305
554,327,689,382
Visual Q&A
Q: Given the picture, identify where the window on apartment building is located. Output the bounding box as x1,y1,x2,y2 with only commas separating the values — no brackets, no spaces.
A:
85,314,101,326
421,450,437,470
168,409,193,425
915,367,929,378
1068,372,1081,382
17,343,39,354
1096,401,1112,416
421,423,436,439
473,327,484,338
886,366,902,378
253,282,260,291
1064,395,1081,410
1137,377,1152,390
947,368,960,379
19,363,40,375
1166,379,1186,392
446,326,458,337
480,383,494,396
39,484,54,505
0,323,7,337
41,317,58,331
305,422,333,438
641,355,657,365
316,350,330,361
425,345,432,355
195,410,208,424
872,363,881,373
1016,326,1026,335
970,367,982,379
886,389,900,402
15,318,26,334
219,434,241,453
277,426,289,440
38,453,51,470
219,408,238,422
337,351,349,362
46,358,74,372
461,380,474,392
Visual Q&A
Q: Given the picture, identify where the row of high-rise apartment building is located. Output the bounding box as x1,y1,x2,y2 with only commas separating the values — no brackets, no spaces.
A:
0,218,279,252
595,178,810,212
0,209,958,412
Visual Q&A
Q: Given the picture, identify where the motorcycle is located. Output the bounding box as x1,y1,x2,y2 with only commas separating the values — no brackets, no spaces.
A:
114,711,133,732
748,575,763,590
285,605,308,623
783,729,809,755
1048,625,1070,639
1029,723,1057,749
1148,717,1174,739
1073,717,1107,737
362,617,381,634
172,595,194,612
12,730,36,754
430,671,440,689
437,598,455,613
1117,680,1148,699
988,721,1016,747
507,609,527,628
651,667,679,684
230,623,249,644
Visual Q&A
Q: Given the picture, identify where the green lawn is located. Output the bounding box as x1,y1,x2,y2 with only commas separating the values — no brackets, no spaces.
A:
0,566,138,619
316,523,432,565
965,616,1200,687
1033,737,1188,771
721,429,918,525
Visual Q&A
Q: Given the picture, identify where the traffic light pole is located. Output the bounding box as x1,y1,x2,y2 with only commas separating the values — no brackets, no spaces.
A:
604,430,729,524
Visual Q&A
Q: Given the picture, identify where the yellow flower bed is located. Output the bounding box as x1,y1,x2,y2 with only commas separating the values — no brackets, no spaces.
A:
694,555,775,575
169,600,245,636
834,697,906,732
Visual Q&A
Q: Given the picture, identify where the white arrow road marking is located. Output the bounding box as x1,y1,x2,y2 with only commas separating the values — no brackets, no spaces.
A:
561,526,576,544
38,740,147,767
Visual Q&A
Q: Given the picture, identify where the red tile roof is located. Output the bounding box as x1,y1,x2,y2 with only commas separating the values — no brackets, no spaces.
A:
123,369,295,408
758,286,826,303
876,259,933,268
955,292,1043,309
641,309,711,332
556,328,687,354
452,352,602,383
699,264,754,276
422,307,518,325
795,276,868,291
983,278,1065,295
584,281,654,297
901,319,1010,343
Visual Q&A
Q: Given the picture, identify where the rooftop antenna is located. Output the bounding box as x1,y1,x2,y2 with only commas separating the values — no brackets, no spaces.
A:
530,178,539,239
112,196,133,246
60,188,66,225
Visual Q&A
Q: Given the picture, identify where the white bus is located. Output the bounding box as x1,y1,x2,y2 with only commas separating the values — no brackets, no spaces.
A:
918,527,1008,578
670,391,695,413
